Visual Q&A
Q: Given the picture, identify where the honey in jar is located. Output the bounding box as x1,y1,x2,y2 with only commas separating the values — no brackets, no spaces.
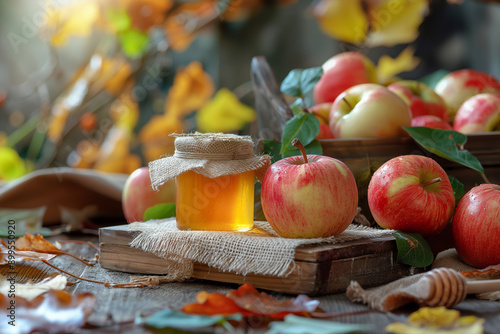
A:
176,170,255,231
148,133,269,231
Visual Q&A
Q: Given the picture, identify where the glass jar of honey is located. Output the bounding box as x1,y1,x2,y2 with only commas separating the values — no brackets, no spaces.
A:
148,133,269,232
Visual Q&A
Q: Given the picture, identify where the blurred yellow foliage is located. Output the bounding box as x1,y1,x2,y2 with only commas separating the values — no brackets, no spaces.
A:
165,61,215,118
139,115,184,162
386,307,484,334
196,88,256,133
313,0,428,47
377,47,420,84
0,147,27,181
44,0,100,46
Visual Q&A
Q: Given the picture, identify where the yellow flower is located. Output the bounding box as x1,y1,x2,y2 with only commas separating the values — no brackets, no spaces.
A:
196,88,256,133
386,307,485,334
0,147,27,181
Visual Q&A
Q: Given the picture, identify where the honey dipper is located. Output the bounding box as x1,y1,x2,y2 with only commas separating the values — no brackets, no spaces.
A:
407,267,500,308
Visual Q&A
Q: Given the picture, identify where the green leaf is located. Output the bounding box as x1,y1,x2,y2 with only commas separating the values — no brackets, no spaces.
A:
267,314,370,334
143,203,176,221
403,127,484,174
448,175,465,204
106,9,131,33
280,113,320,154
281,140,323,158
142,309,241,331
119,29,150,58
419,69,449,89
392,231,434,268
280,67,323,98
262,140,282,164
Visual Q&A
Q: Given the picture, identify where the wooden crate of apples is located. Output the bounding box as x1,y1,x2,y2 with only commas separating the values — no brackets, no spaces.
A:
258,51,500,270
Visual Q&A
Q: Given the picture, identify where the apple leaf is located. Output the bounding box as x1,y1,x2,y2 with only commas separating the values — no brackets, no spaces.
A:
392,231,434,268
282,140,323,158
262,140,282,164
280,113,320,154
280,67,323,100
267,314,370,334
448,175,464,204
403,127,484,174
143,203,176,221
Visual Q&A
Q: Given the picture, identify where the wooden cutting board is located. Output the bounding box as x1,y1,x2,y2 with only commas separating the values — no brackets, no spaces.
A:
99,225,424,295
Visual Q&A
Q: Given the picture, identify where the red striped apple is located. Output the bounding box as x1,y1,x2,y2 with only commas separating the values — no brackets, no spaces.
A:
434,69,500,122
122,167,176,222
313,52,376,104
261,139,358,238
411,115,452,130
388,80,448,121
368,155,455,236
309,103,334,139
329,83,412,138
452,184,500,268
453,93,500,134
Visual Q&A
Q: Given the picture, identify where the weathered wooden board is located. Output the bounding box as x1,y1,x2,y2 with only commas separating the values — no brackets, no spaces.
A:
99,225,423,295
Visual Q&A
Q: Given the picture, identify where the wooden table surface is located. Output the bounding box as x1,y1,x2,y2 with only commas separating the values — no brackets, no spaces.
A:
3,230,500,334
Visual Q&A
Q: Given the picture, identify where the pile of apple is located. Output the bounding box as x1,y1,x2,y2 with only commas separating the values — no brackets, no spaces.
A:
309,52,500,138
261,52,500,269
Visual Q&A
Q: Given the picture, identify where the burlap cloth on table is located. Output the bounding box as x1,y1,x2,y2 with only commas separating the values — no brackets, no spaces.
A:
128,218,395,281
347,248,500,312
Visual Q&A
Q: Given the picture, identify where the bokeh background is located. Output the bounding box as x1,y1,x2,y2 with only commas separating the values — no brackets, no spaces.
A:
0,0,499,180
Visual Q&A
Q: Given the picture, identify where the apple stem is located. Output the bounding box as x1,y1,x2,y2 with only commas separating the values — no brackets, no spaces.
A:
421,177,442,188
479,172,491,184
292,138,308,164
342,97,353,110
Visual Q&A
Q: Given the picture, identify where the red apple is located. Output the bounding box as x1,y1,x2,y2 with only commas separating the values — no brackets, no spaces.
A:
313,52,377,104
453,93,500,134
434,69,500,122
309,103,335,139
261,139,358,238
411,115,452,130
388,80,448,120
329,83,412,138
452,184,500,268
122,167,176,222
368,155,455,236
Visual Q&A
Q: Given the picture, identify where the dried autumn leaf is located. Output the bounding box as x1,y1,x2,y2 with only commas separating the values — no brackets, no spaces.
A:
0,240,57,265
196,88,256,133
165,61,215,118
312,0,368,45
44,0,100,46
386,306,484,334
461,264,500,280
101,56,134,97
227,284,320,319
0,274,67,301
376,47,420,84
0,290,96,334
182,292,254,317
365,0,429,47
16,233,60,252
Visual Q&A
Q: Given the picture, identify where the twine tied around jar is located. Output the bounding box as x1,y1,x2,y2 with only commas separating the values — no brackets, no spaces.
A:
149,132,270,190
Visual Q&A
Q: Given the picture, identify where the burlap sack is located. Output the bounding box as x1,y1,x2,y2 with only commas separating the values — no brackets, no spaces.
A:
149,133,269,190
